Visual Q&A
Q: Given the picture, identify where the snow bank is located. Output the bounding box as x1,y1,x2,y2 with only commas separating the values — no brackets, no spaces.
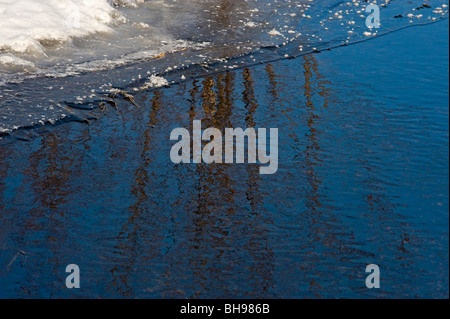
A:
0,0,124,54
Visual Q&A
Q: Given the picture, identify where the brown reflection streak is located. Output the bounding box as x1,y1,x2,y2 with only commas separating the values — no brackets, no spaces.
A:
265,64,279,104
303,55,322,212
241,68,274,295
196,0,252,59
302,55,379,296
187,74,237,297
212,73,234,128
27,133,73,210
242,68,258,127
214,0,236,28
180,69,274,297
200,0,249,34
23,129,80,296
201,76,218,123
302,55,325,297
109,91,161,297
189,79,200,121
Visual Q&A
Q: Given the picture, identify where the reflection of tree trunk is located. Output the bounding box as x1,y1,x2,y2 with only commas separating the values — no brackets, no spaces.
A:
28,133,73,210
189,79,200,122
303,54,411,291
242,68,274,296
213,73,234,128
265,64,279,113
243,68,258,127
109,91,161,297
199,0,249,35
24,129,81,295
303,55,322,214
169,71,275,297
188,73,237,296
302,55,330,297
201,76,218,125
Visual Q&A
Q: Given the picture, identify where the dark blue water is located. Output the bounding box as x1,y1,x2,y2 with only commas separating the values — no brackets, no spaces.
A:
0,18,448,298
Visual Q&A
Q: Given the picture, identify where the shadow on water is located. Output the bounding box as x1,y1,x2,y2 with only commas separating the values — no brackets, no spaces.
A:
0,19,448,298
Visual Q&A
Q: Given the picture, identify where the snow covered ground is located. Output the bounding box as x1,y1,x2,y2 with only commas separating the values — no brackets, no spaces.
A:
0,0,120,54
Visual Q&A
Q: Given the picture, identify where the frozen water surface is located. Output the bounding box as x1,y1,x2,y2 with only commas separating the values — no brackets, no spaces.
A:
0,0,448,134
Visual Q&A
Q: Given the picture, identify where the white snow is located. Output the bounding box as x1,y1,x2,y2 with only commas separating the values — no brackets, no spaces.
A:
244,21,257,28
144,75,169,88
268,29,283,37
0,0,121,54
0,55,35,68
